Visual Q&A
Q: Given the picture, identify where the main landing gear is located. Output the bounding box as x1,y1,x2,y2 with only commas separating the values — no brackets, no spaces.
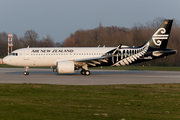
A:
81,69,90,76
80,64,90,76
24,66,29,75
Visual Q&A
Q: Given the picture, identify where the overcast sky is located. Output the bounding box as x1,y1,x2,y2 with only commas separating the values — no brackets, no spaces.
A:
0,0,180,43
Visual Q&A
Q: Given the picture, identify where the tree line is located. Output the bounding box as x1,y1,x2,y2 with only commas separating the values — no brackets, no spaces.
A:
0,30,62,57
0,18,179,66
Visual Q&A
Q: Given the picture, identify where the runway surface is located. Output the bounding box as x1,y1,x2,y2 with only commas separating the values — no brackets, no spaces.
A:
0,68,180,85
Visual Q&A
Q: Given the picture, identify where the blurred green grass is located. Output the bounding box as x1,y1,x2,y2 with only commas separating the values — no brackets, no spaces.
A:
0,84,180,120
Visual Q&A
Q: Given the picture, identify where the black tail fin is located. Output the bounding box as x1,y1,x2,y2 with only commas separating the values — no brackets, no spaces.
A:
143,20,173,49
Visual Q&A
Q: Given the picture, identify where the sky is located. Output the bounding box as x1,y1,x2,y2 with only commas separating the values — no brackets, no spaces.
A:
0,0,180,43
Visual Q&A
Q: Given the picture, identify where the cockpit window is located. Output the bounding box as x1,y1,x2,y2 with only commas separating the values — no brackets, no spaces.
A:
9,53,18,56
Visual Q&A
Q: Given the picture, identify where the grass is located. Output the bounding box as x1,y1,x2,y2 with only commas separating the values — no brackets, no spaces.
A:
0,64,50,69
0,84,180,120
0,64,23,68
1,64,180,71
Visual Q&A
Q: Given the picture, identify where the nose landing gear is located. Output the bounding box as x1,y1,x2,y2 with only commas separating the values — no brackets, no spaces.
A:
24,71,29,75
24,66,29,75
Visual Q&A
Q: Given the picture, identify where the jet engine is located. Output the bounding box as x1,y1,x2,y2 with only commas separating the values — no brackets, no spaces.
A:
56,61,75,73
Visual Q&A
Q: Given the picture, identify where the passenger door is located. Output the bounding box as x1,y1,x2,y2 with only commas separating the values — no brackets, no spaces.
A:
24,49,29,60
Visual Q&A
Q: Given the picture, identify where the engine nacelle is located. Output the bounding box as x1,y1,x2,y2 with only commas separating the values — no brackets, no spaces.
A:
56,61,74,73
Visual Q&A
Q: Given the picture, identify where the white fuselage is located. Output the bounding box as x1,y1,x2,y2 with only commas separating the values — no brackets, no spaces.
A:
3,47,115,67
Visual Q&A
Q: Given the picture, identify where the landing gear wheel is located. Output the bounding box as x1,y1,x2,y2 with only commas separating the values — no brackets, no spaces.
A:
24,71,29,75
80,69,90,76
85,70,90,76
81,69,86,75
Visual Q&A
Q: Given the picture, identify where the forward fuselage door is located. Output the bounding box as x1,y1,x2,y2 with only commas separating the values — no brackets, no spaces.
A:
24,49,30,60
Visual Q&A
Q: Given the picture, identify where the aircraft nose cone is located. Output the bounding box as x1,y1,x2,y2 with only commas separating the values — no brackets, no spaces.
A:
3,56,9,64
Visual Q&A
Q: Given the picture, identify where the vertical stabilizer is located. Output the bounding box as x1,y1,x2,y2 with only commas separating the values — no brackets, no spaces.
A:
144,20,173,49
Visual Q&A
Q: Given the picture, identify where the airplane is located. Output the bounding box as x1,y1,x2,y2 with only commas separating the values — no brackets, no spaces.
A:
3,20,177,76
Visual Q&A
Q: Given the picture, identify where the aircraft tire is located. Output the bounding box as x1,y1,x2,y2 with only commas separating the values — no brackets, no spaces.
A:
85,70,90,76
81,69,86,75
24,71,29,75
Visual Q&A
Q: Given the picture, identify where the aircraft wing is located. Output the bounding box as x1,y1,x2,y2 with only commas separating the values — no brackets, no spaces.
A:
74,56,109,67
74,45,121,67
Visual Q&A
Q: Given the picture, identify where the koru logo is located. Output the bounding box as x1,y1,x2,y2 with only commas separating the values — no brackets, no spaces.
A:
152,28,169,46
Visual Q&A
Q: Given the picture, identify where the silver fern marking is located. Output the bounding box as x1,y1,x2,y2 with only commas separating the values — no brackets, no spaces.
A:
112,42,149,66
